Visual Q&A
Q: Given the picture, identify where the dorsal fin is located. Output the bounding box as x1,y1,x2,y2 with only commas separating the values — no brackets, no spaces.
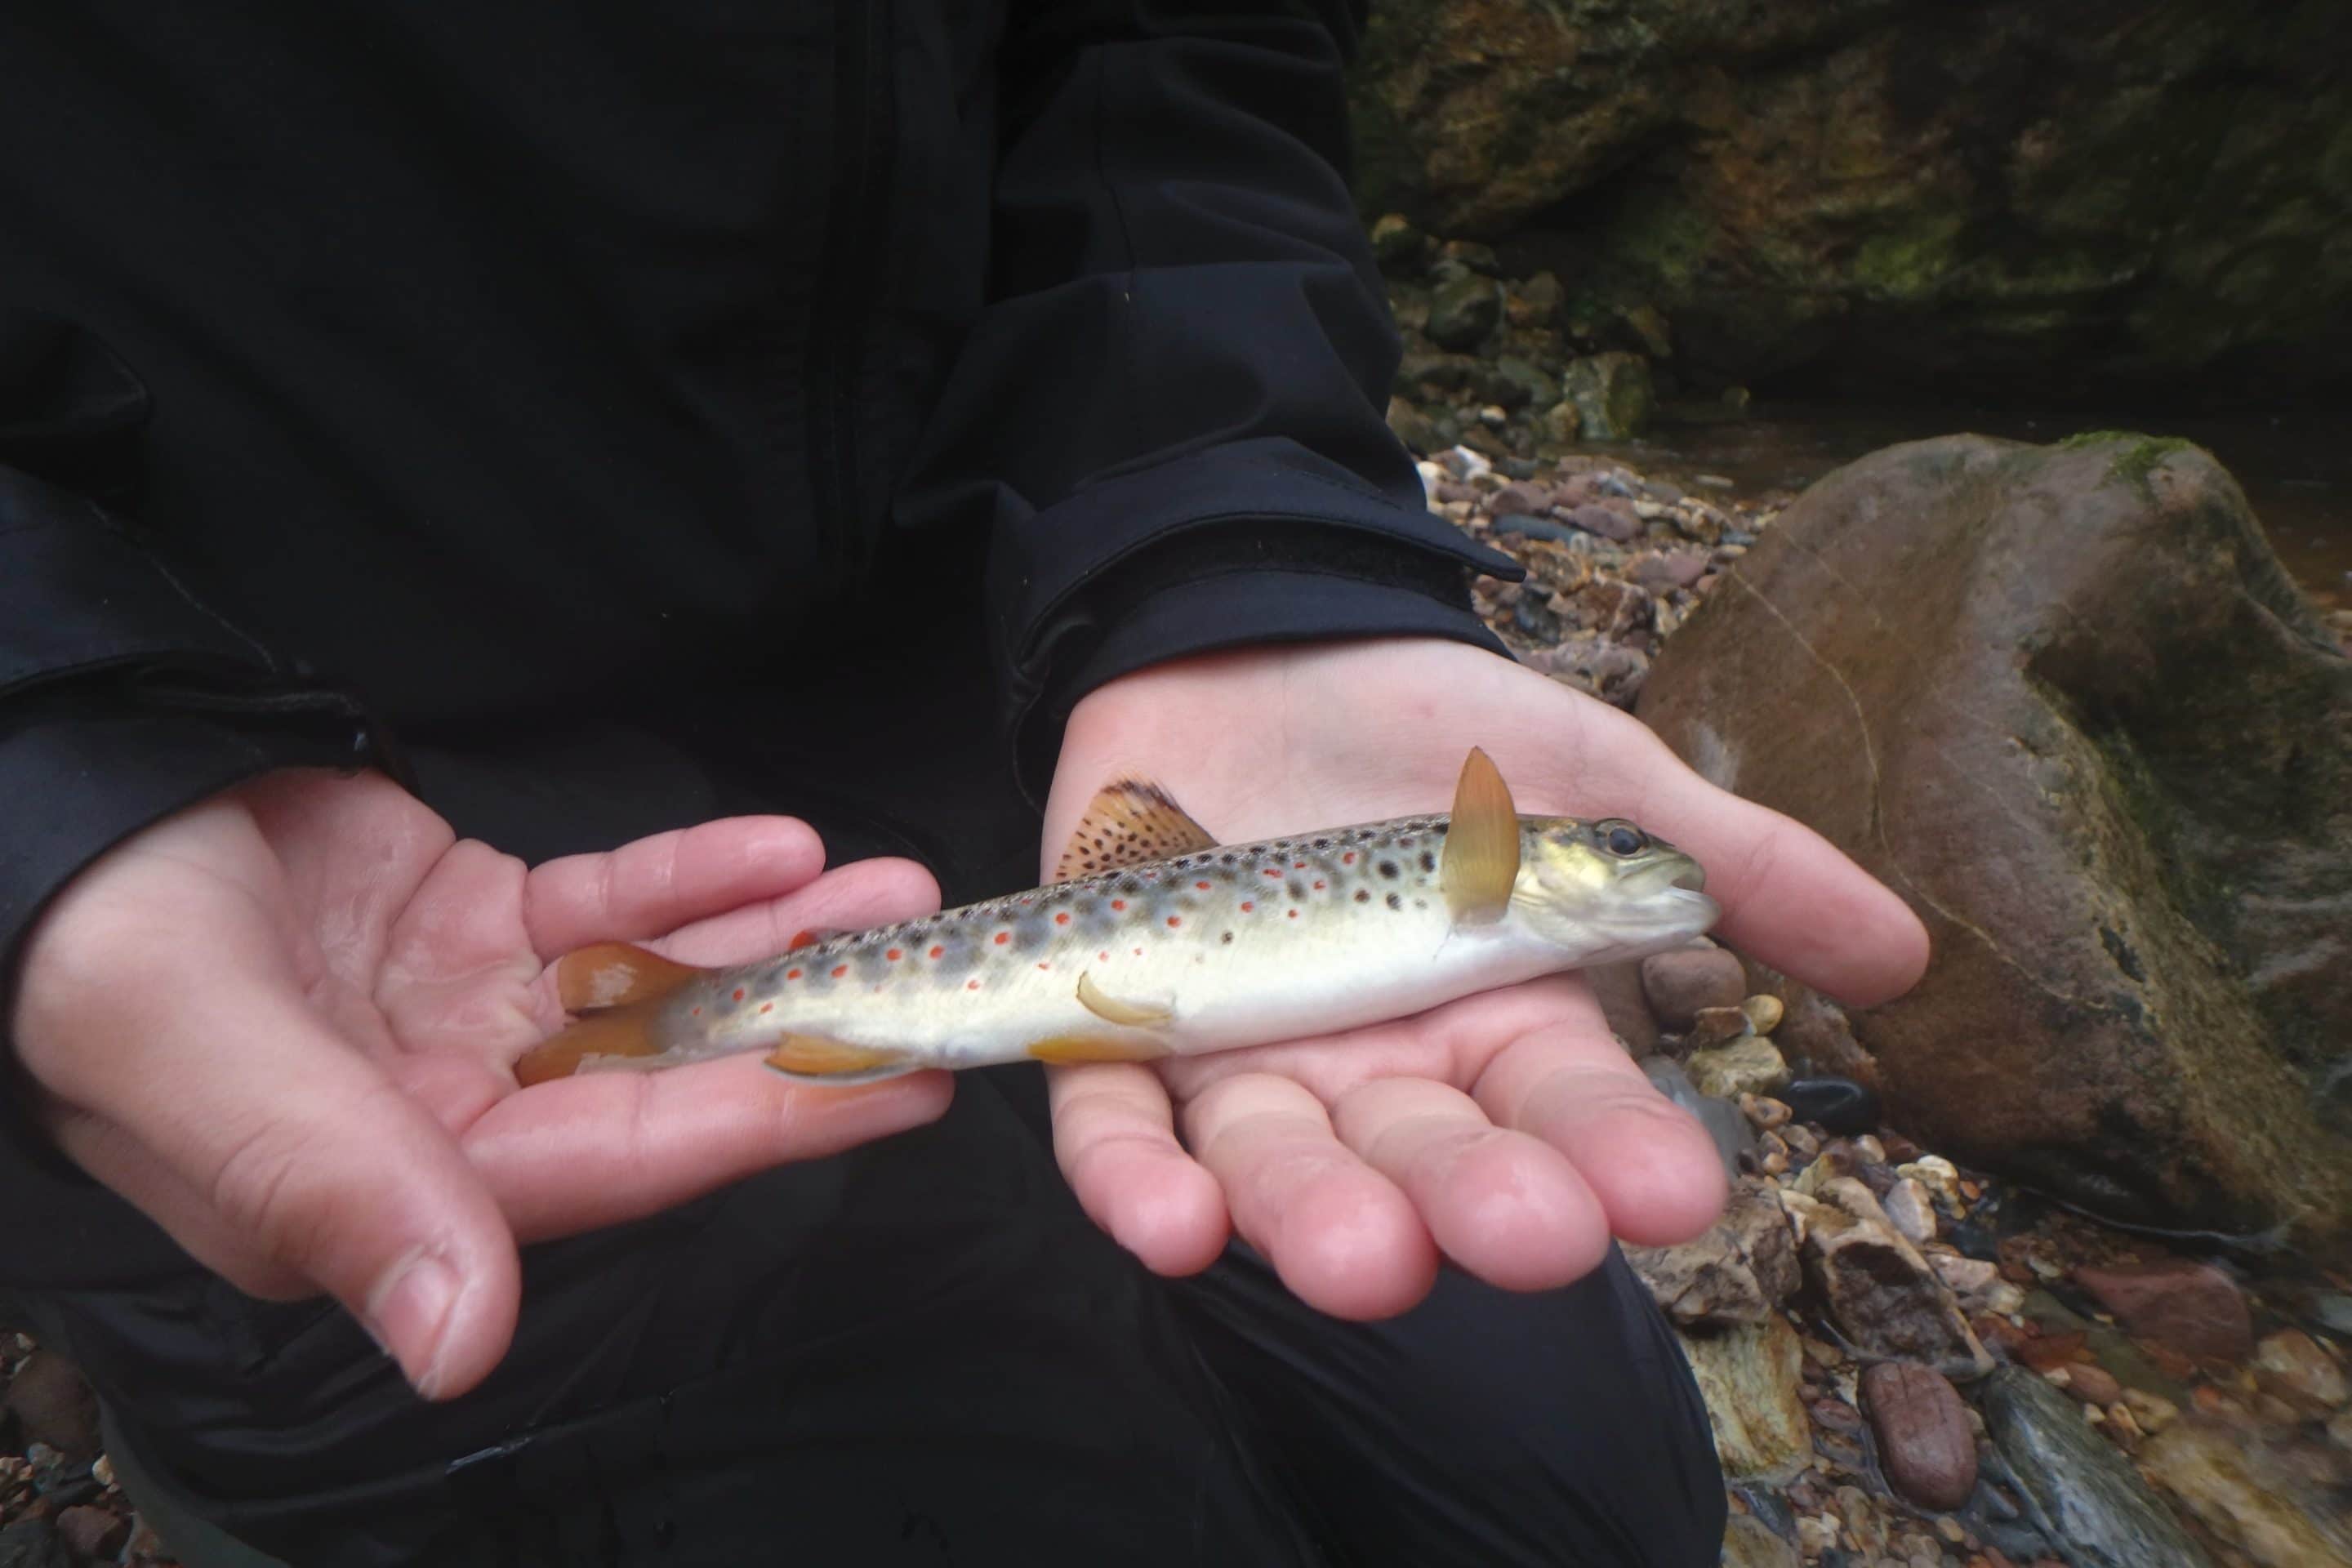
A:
1441,746,1521,924
555,941,707,1013
1053,778,1218,881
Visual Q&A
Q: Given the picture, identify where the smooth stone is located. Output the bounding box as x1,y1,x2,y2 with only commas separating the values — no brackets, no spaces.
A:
2074,1259,2254,1364
1780,1076,1879,1135
53,1508,127,1564
1860,1361,1977,1510
1637,948,1748,1031
2253,1329,2348,1414
1984,1364,2217,1568
1719,1513,1800,1568
1489,512,1579,545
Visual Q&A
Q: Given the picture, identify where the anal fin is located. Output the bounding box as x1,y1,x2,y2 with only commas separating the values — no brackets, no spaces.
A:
1027,1035,1169,1064
1076,970,1174,1027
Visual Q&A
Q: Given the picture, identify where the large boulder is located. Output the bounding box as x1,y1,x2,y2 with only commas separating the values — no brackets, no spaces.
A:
1635,432,2352,1240
1347,0,2352,402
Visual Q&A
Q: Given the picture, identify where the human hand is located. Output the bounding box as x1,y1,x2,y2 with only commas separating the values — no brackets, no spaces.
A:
10,768,951,1401
1040,636,1928,1318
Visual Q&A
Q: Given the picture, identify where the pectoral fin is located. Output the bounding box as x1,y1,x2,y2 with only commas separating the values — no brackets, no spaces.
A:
1441,746,1521,924
1054,779,1218,881
764,1034,920,1085
1076,970,1174,1027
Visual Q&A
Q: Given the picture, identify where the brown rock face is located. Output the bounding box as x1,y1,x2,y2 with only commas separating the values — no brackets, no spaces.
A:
1637,433,2352,1240
2074,1260,2255,1365
1860,1362,1978,1512
1624,1178,1799,1329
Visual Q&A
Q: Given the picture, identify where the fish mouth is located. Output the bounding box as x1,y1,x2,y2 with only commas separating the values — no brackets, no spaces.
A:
1669,865,1707,894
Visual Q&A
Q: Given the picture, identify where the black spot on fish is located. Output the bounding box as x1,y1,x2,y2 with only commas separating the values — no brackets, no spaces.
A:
1312,838,1330,849
1419,850,1436,873
1221,931,1233,944
1377,860,1399,879
1288,879,1307,901
1355,889,1370,903
1385,892,1403,910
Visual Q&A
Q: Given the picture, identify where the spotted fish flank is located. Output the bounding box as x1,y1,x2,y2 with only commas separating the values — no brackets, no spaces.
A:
510,748,1721,1087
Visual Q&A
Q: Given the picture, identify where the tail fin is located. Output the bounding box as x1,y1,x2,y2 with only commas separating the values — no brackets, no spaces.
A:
517,941,709,1086
513,1004,678,1085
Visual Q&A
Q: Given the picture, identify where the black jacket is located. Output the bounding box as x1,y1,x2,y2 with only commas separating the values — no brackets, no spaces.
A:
0,1,1515,1282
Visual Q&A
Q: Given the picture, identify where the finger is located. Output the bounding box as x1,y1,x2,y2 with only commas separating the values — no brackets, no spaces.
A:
31,946,520,1401
1045,1062,1228,1276
1181,1073,1437,1319
1473,1025,1728,1250
1330,1078,1607,1292
464,1054,953,1241
649,855,942,969
522,817,826,961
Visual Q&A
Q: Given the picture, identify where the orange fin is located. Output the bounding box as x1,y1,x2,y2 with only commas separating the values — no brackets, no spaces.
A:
763,1033,919,1085
514,1007,668,1086
556,942,707,1013
1075,970,1174,1027
1027,1034,1169,1064
1441,746,1521,924
1054,779,1218,881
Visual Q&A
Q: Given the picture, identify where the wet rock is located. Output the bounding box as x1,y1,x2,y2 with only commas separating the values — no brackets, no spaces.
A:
1719,1512,1799,1568
1480,357,1559,412
1686,1036,1788,1102
1484,480,1555,518
1740,994,1783,1036
1778,1076,1878,1137
1782,1178,1991,1378
1624,1178,1798,1328
1860,1361,1977,1510
1561,353,1654,441
1563,501,1639,544
1677,1312,1811,1483
1742,1094,1791,1132
2252,1329,2348,1415
1929,1254,2004,1311
1385,396,1441,456
1424,274,1502,352
1640,1054,1755,1181
2140,1419,2352,1568
0,1521,69,1568
1882,1178,1937,1244
2074,1259,2253,1365
52,1508,126,1563
4,1353,99,1461
1984,1364,2216,1568
1683,1004,1752,1050
2060,1362,2123,1409
1640,947,1748,1030
1629,549,1709,594
1638,434,2352,1241
1367,212,1431,274
1900,1156,1965,1214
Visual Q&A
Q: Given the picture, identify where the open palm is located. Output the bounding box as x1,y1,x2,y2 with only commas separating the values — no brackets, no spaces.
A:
1040,637,1930,1321
12,768,951,1401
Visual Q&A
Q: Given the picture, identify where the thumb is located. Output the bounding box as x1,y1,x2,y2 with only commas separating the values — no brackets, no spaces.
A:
29,972,522,1401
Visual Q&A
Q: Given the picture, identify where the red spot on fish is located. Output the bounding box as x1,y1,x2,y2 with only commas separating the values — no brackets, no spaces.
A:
691,1005,702,1016
760,1002,773,1014
1166,915,1181,928
929,945,943,959
886,948,902,961
732,987,746,1002
1313,880,1325,890
1099,951,1110,961
1037,962,1050,971
1241,901,1254,912
1196,880,1211,891
1294,860,1307,870
1133,947,1143,956
789,929,817,949
1111,899,1126,911
786,969,802,981
831,965,849,978
1288,909,1298,919
994,932,1010,945
1055,911,1070,925
1343,853,1356,864
1263,868,1281,879
967,978,980,991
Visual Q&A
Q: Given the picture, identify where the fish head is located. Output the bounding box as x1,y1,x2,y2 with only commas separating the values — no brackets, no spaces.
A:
1509,816,1722,962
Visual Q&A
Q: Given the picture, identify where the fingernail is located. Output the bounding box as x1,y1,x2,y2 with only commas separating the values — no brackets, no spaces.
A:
363,1250,459,1399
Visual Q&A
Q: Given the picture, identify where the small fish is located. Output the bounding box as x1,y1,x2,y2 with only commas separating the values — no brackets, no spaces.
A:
511,748,1721,1087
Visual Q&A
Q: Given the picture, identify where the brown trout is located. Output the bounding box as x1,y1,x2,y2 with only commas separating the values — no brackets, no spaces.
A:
512,748,1719,1087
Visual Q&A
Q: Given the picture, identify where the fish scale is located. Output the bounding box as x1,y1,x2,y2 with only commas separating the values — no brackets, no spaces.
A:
511,750,1721,1086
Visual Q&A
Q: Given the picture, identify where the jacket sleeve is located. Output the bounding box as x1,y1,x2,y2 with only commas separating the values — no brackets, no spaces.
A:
0,311,402,1270
895,0,1525,799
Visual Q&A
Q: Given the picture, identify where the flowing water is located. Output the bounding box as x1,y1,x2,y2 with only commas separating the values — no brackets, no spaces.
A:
1592,401,2352,612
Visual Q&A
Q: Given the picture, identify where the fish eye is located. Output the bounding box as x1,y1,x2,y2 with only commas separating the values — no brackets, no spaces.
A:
1601,822,1646,857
